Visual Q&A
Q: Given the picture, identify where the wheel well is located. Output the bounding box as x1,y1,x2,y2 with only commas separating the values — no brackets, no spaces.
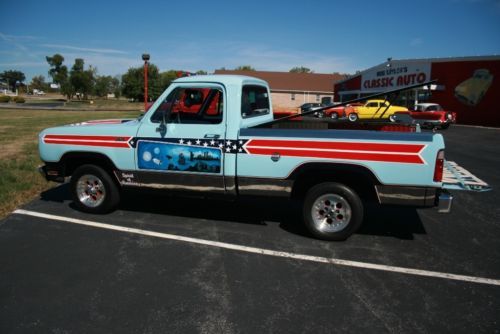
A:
61,152,118,179
290,163,379,201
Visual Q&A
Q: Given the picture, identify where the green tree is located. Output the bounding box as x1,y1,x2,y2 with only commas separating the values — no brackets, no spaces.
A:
234,65,255,71
69,59,95,99
289,66,313,73
195,70,208,75
0,70,26,91
160,70,178,91
94,75,117,98
121,64,162,101
30,75,48,91
46,54,68,85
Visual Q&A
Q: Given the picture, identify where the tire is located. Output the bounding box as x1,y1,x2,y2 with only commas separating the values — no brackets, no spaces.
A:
441,123,450,129
70,164,120,214
330,112,339,120
317,111,324,118
303,182,363,241
348,113,358,122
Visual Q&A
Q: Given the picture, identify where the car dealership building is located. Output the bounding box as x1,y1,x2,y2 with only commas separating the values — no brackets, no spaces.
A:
334,55,500,127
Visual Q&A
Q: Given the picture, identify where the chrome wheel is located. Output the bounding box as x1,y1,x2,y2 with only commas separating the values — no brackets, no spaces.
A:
311,194,352,233
330,112,338,120
76,174,106,208
348,113,358,122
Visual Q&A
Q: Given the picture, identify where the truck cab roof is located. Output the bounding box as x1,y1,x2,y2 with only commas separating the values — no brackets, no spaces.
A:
174,74,268,88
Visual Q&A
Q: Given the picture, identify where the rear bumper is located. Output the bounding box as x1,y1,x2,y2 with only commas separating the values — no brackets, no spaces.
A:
375,185,452,213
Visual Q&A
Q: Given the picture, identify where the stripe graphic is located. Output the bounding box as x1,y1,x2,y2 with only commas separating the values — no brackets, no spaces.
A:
244,139,426,164
43,134,132,148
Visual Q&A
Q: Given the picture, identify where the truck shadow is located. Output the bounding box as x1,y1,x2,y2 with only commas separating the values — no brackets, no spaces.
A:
40,185,426,240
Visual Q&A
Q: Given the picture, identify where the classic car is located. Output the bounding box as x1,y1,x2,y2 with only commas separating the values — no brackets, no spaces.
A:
410,103,457,129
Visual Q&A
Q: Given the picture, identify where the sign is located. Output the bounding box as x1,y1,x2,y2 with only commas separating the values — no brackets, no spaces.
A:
361,62,431,92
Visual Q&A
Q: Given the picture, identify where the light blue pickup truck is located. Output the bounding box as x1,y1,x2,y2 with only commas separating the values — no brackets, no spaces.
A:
38,75,489,240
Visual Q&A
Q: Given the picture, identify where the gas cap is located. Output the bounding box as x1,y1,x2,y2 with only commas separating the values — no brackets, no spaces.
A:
271,152,281,162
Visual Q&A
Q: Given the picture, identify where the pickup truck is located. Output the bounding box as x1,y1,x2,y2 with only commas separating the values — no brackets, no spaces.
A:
38,75,490,240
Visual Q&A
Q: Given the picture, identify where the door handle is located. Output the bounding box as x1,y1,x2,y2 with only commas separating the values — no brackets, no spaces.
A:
204,134,220,139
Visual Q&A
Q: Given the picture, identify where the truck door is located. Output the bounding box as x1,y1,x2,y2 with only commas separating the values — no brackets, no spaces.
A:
134,84,227,194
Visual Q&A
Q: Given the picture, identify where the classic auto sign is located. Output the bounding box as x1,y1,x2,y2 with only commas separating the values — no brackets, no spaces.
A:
362,62,431,92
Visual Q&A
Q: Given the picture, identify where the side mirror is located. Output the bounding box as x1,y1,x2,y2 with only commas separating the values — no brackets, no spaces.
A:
156,122,167,137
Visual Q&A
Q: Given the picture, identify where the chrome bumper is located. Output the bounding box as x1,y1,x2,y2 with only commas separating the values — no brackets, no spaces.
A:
437,190,453,213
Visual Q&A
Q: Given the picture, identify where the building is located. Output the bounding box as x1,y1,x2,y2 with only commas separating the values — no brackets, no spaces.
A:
214,70,345,112
334,56,500,127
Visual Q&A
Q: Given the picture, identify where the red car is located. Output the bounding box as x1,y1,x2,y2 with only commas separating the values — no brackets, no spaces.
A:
410,103,457,129
317,103,363,120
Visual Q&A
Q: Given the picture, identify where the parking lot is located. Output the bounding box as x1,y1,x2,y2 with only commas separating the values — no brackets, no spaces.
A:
1,125,499,333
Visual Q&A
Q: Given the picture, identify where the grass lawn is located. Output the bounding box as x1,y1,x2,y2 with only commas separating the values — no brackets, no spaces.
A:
0,108,140,218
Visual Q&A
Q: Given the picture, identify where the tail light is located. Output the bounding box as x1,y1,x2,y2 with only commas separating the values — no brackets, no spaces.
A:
434,150,445,182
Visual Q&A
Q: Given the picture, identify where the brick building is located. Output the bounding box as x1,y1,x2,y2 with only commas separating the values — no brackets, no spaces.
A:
214,70,344,112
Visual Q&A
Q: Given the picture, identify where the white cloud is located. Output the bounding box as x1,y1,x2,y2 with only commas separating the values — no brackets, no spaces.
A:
40,44,128,55
410,37,423,47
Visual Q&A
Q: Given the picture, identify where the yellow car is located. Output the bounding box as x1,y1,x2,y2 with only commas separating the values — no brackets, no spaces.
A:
348,99,408,122
454,69,493,106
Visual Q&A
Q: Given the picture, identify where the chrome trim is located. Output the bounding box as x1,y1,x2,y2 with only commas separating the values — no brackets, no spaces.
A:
375,185,437,207
437,191,453,213
237,177,293,197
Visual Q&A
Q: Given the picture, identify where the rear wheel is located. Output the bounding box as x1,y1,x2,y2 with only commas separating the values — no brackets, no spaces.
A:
348,113,358,122
330,112,339,120
70,164,120,214
389,114,397,122
303,182,363,241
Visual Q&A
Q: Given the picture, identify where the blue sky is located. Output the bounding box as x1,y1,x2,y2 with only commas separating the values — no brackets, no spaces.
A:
1,0,499,81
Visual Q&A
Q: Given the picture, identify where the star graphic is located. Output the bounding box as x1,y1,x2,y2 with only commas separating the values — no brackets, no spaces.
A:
203,142,208,147
239,140,243,145
187,141,192,145
232,144,237,150
238,148,242,152
210,139,215,146
226,140,232,146
179,139,184,144
195,139,201,145
225,147,231,152
218,143,224,148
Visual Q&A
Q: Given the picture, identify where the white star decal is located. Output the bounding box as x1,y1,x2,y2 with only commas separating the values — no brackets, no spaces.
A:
226,140,232,146
187,141,192,145
179,139,184,144
232,144,237,150
203,142,208,147
210,139,215,146
225,147,231,152
195,139,201,145
238,148,242,152
218,143,224,148
239,140,243,145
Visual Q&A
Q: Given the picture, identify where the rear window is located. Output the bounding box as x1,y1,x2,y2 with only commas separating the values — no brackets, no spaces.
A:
241,85,270,118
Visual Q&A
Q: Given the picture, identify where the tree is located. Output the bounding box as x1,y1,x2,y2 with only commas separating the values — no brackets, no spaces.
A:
289,66,313,73
234,65,255,71
46,54,68,85
69,59,95,99
30,75,48,91
160,70,178,91
0,70,26,91
195,70,208,75
121,64,162,101
94,75,120,98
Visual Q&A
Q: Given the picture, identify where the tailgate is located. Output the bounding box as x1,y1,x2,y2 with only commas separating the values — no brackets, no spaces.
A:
442,161,491,192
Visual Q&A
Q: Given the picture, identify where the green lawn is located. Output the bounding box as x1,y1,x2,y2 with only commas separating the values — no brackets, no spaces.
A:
0,108,140,218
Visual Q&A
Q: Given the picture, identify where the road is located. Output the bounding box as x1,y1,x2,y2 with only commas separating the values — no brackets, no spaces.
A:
1,125,499,333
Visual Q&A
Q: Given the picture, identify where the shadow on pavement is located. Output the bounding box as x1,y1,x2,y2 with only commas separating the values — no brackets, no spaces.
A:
39,185,426,240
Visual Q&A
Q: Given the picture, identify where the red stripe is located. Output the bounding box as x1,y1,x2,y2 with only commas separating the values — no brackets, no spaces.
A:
246,147,424,164
44,139,130,148
44,134,131,141
246,139,424,153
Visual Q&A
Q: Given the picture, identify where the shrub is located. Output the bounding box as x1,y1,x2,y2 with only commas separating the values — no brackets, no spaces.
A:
13,96,25,103
0,95,11,103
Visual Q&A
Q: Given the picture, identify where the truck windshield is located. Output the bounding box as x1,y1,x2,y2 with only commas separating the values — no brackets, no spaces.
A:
241,85,270,118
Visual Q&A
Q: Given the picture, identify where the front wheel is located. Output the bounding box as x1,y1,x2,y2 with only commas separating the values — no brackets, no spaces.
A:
303,182,363,241
348,113,358,122
389,114,397,122
70,164,120,214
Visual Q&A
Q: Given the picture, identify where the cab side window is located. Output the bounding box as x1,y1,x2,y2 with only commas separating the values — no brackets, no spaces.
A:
151,87,223,124
241,85,270,118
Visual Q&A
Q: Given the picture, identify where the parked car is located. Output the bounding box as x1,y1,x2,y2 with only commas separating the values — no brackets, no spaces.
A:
410,103,457,129
454,69,493,106
347,99,408,122
299,103,323,114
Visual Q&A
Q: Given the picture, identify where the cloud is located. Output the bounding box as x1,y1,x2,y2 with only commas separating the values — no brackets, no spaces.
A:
410,37,423,47
0,61,47,67
0,32,29,52
39,44,128,55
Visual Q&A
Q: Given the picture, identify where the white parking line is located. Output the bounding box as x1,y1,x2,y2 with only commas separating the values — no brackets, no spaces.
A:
13,209,500,287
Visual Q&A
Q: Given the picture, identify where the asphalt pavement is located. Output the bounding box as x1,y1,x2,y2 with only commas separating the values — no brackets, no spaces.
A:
1,125,499,333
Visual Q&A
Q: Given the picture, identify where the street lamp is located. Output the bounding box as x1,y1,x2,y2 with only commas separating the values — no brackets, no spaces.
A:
142,53,150,111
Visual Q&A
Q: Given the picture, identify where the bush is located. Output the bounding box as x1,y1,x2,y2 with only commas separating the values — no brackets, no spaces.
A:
0,95,11,103
13,96,25,103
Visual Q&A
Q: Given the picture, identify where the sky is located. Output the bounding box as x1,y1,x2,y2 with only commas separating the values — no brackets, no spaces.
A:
1,0,499,82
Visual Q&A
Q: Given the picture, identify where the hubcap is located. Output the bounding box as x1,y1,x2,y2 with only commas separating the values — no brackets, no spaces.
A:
331,113,338,120
76,174,106,208
311,194,351,232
